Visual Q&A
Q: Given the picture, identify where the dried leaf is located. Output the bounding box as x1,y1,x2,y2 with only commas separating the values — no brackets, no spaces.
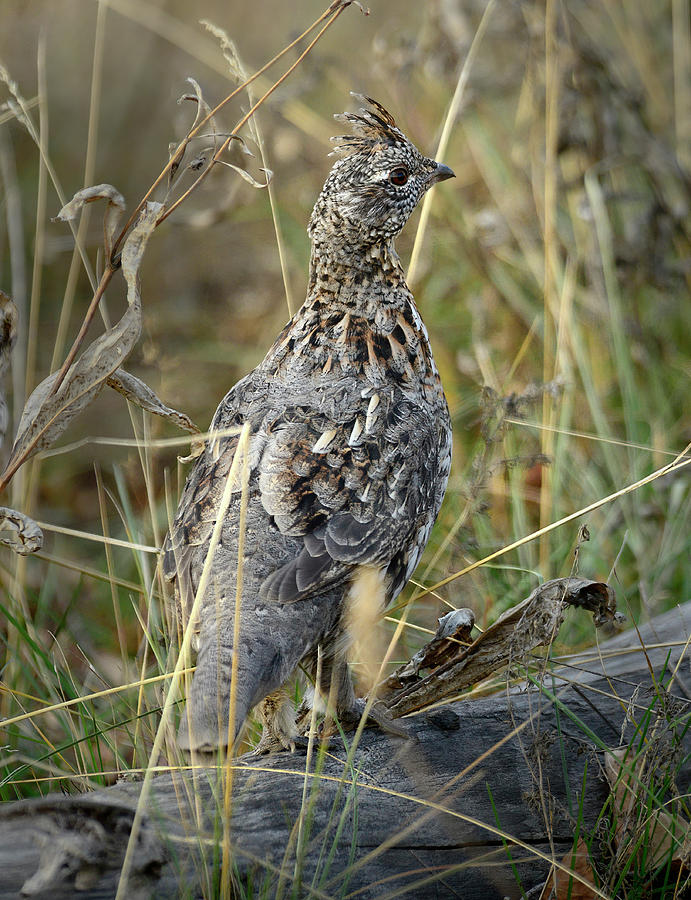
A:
539,839,598,899
218,162,272,188
178,436,206,463
54,184,126,258
0,291,17,449
121,201,162,300
379,607,475,698
180,77,211,126
55,184,126,222
107,368,200,434
168,140,188,185
1,203,160,483
0,506,43,554
170,78,214,186
605,748,690,872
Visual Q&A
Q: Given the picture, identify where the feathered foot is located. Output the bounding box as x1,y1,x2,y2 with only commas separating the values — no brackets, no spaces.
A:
252,689,298,755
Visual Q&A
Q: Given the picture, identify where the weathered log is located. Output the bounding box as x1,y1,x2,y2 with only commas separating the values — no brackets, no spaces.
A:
0,591,688,899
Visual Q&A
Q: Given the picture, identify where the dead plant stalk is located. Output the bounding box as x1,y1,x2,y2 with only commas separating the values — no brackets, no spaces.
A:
44,1,362,403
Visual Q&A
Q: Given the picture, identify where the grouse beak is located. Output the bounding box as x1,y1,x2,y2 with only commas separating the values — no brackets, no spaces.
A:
428,162,455,186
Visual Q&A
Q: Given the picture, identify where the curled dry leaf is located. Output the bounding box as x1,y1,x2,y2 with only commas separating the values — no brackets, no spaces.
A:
379,607,475,698
0,203,161,489
55,183,126,222
54,184,126,260
178,436,206,464
107,368,200,434
605,747,690,874
170,78,214,186
180,77,211,127
0,506,43,554
0,291,17,448
539,839,599,900
385,577,619,717
218,162,273,188
120,201,162,293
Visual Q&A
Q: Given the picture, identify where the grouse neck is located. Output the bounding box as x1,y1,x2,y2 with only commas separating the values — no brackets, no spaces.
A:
263,235,439,390
307,236,408,301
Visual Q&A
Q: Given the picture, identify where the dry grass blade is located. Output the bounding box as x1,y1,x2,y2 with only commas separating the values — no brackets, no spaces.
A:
115,422,251,900
221,420,252,896
0,506,42,554
408,0,496,284
605,747,690,875
216,160,273,187
347,565,389,694
412,447,691,603
386,577,619,717
106,368,200,435
0,201,160,494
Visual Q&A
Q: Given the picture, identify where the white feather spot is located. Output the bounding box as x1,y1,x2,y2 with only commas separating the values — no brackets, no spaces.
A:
365,393,380,433
348,417,364,446
312,429,338,454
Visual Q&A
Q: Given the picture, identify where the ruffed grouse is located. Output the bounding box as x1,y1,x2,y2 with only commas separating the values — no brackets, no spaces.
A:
163,96,454,753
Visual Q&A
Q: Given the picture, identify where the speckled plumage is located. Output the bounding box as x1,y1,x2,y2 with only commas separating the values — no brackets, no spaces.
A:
162,97,454,753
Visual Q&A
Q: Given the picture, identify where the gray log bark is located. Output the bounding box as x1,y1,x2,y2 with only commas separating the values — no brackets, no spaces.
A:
0,600,689,899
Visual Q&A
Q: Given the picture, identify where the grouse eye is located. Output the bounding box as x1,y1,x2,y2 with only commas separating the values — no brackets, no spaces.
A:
389,166,409,187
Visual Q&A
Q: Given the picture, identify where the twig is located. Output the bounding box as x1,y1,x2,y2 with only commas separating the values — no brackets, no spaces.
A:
157,2,352,226
47,0,360,401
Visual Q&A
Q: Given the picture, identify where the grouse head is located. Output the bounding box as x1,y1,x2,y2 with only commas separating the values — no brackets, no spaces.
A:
308,95,454,248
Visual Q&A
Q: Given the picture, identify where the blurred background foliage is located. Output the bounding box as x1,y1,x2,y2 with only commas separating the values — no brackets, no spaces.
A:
0,0,689,793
